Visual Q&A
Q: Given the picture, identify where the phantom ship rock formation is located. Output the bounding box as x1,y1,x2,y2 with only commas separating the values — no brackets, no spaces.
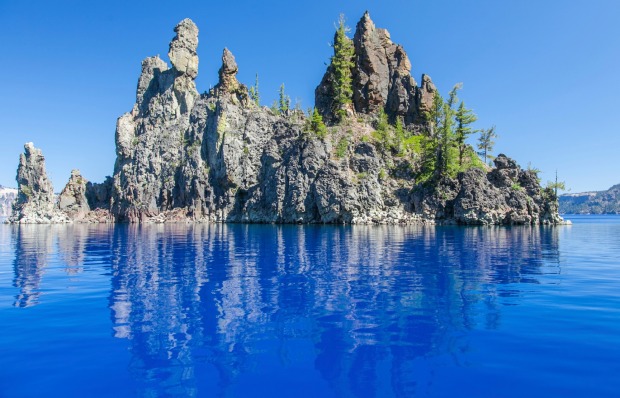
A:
8,14,563,225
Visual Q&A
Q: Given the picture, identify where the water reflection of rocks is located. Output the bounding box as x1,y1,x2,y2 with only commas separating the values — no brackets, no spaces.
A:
105,224,560,396
6,223,560,394
10,224,111,307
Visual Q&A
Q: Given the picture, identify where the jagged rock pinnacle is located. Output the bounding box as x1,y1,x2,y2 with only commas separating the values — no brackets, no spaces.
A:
316,12,420,124
168,18,199,79
9,143,70,223
418,74,436,114
217,48,240,92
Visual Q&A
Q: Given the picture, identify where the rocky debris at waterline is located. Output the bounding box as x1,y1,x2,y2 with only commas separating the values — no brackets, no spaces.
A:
8,143,70,224
8,14,564,225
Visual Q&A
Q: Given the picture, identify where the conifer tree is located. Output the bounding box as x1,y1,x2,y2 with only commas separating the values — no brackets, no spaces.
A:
455,101,477,166
436,84,460,178
331,14,355,120
278,83,290,114
249,73,260,106
310,107,327,139
477,126,498,164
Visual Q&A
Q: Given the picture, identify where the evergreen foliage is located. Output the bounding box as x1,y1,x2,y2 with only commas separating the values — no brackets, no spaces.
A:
330,14,355,121
455,101,477,166
336,136,349,158
278,83,290,114
308,108,327,139
477,126,498,163
415,84,486,182
372,108,390,146
249,73,260,106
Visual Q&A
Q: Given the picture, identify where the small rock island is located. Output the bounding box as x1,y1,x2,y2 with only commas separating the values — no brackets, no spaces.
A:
8,13,563,225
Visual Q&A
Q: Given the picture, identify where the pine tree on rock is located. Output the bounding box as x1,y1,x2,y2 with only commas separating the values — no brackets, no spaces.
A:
477,126,498,164
249,73,260,107
309,108,327,139
455,101,477,167
331,14,355,121
278,83,290,114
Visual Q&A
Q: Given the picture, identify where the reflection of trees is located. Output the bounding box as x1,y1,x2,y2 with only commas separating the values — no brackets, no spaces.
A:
107,224,560,396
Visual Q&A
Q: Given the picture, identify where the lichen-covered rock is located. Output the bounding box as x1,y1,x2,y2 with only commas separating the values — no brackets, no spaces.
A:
217,48,240,93
58,169,90,220
9,143,70,224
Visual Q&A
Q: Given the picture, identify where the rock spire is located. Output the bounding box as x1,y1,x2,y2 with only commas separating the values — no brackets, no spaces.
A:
316,12,433,125
9,143,69,223
168,18,199,78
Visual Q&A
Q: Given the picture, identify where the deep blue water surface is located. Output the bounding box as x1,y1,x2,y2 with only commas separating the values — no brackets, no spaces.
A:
1,216,619,397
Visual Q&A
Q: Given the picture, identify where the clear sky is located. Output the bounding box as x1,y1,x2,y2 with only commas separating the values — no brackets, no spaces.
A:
0,0,618,193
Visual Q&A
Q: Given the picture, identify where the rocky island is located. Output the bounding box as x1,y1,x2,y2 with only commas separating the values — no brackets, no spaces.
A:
8,13,563,225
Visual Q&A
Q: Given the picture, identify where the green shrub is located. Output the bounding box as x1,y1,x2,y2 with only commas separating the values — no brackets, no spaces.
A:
336,137,348,158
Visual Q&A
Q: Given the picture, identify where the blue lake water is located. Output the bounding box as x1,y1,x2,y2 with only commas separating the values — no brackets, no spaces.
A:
0,216,619,397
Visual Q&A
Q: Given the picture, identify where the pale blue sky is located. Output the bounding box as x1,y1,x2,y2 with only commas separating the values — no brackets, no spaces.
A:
0,0,618,193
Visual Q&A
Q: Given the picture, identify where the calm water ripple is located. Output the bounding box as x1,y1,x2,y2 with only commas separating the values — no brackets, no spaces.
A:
0,215,619,397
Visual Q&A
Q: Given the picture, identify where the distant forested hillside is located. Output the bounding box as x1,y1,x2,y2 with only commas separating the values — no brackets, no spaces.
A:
560,184,620,214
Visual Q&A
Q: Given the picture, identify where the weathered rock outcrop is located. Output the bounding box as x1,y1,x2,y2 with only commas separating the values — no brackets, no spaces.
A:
413,154,562,225
111,19,200,222
8,15,563,226
316,12,433,125
9,143,70,224
57,170,90,220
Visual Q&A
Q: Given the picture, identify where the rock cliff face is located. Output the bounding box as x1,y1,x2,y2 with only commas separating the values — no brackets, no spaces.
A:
0,186,17,217
560,184,620,214
8,14,563,225
9,143,70,224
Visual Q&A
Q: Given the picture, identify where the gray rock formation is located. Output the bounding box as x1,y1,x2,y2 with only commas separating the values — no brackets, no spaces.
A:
57,169,90,220
112,19,200,222
9,143,70,224
413,154,562,225
0,185,17,217
560,184,620,214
